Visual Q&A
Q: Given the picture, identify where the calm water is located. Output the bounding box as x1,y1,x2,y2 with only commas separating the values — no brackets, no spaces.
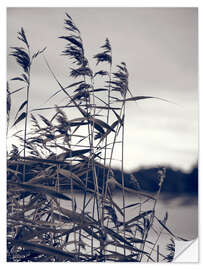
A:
61,192,198,240
60,191,198,261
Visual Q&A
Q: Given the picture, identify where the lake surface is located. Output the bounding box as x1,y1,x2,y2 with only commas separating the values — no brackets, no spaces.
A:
61,192,198,239
60,191,198,261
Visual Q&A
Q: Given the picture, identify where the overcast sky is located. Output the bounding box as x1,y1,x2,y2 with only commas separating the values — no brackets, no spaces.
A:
7,7,198,172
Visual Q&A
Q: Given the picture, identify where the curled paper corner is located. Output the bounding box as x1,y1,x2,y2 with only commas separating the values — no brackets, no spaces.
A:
173,238,198,262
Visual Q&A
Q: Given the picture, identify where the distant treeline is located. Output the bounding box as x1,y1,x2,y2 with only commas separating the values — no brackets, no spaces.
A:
112,165,198,194
8,157,198,195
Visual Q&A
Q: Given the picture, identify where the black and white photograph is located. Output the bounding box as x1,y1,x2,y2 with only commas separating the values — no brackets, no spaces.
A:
6,6,198,263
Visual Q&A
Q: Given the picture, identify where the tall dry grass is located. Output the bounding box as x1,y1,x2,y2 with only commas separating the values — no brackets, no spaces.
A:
7,12,185,262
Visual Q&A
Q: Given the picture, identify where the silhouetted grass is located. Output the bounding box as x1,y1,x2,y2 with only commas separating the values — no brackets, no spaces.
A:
7,12,182,262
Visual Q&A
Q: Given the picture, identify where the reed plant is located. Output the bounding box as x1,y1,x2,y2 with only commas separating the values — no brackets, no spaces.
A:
7,12,185,262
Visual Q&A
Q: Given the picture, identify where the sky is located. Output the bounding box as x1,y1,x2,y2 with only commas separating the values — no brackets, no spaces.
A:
7,7,198,172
